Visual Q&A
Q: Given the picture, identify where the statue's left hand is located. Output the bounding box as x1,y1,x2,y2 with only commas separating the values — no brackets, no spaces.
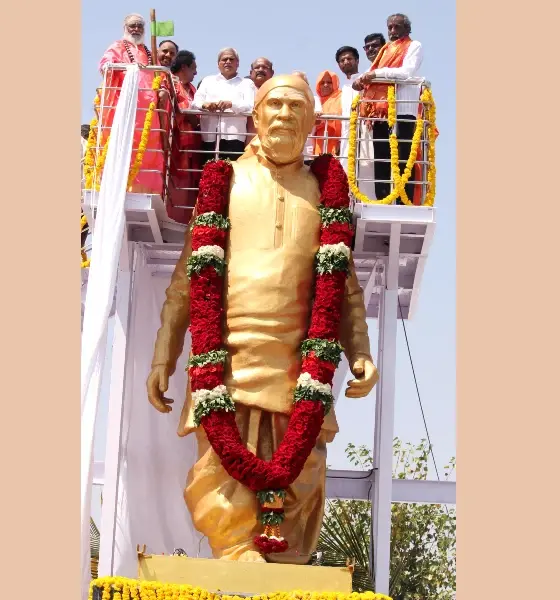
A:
345,357,379,398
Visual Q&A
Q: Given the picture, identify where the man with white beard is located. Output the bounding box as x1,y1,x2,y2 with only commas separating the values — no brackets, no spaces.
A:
97,14,166,195
100,14,154,68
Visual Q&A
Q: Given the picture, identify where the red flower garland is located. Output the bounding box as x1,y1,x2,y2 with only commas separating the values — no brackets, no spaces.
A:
187,155,353,554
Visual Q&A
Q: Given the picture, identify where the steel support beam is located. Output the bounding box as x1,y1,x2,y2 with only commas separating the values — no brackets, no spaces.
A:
325,470,456,505
370,223,400,594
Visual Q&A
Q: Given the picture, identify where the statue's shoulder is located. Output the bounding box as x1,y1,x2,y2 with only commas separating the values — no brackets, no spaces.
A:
301,163,321,193
231,155,258,177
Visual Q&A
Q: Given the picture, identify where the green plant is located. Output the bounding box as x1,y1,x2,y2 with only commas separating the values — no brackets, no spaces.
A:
314,439,456,599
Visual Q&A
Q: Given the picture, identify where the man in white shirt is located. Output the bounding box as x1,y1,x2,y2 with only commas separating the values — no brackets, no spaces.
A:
335,46,361,171
192,47,256,164
353,14,423,202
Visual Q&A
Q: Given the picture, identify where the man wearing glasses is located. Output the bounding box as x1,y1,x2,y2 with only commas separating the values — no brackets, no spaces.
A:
363,33,386,63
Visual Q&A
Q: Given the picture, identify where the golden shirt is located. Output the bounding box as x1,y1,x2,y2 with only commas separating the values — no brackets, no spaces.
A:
152,151,372,439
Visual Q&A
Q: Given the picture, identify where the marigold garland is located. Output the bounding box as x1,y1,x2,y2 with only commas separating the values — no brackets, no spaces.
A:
90,577,393,600
186,155,352,555
347,86,437,206
127,75,163,190
422,88,437,207
83,104,100,191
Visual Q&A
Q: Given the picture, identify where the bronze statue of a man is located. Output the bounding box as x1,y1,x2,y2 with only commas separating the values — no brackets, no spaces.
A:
147,75,378,564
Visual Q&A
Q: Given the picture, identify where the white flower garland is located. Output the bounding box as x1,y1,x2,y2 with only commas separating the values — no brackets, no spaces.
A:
316,242,351,260
296,372,333,396
192,384,230,406
191,245,225,260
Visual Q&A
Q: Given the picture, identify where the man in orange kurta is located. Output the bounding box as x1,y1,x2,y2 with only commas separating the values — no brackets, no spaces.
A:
97,14,165,196
354,13,424,203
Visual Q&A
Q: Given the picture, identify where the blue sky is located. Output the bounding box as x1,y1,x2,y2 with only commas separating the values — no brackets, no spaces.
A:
84,0,456,512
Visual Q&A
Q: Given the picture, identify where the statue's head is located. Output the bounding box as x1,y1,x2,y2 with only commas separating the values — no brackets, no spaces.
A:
252,75,315,165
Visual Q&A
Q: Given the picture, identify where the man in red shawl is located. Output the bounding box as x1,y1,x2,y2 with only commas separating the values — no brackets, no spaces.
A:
353,13,423,203
97,14,165,196
166,50,201,225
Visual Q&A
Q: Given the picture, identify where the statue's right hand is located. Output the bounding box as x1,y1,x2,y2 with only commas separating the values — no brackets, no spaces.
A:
147,365,174,413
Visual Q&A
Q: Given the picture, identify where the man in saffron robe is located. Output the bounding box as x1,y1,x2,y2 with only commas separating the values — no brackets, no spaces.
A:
314,71,342,157
97,14,165,196
354,13,423,202
147,75,378,564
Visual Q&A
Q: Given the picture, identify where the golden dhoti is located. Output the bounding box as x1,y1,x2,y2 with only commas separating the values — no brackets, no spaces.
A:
185,404,329,563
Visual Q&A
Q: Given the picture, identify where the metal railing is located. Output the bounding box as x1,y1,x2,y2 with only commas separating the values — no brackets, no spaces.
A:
84,67,435,222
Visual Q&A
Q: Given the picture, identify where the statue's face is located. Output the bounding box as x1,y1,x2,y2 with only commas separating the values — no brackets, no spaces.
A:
253,86,314,164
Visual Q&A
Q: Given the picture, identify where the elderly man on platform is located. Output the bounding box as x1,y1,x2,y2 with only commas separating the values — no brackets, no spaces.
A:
192,47,256,164
249,57,274,89
247,57,274,135
148,74,378,564
353,13,423,202
98,14,165,195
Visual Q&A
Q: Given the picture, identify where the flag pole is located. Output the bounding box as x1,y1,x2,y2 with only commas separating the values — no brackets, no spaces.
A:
150,9,157,65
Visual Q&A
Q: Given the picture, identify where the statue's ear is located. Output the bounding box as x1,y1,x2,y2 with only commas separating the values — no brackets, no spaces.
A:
252,107,259,129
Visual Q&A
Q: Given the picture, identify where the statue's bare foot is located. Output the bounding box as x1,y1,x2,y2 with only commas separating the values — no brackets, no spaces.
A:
237,550,266,562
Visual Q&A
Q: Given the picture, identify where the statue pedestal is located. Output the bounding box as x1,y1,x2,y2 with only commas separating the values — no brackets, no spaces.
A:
138,555,353,594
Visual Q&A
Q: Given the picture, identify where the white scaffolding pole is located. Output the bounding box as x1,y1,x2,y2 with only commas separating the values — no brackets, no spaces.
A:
98,241,135,577
371,223,401,595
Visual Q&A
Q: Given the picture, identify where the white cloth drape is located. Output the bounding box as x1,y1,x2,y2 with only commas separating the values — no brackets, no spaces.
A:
113,252,211,577
81,64,140,600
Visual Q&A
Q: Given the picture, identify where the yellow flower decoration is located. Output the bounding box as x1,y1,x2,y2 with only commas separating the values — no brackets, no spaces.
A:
83,113,99,190
387,85,397,129
91,577,393,600
421,87,437,207
127,75,163,189
347,85,437,206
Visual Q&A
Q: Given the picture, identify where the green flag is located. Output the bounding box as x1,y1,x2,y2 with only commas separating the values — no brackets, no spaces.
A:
151,20,174,37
